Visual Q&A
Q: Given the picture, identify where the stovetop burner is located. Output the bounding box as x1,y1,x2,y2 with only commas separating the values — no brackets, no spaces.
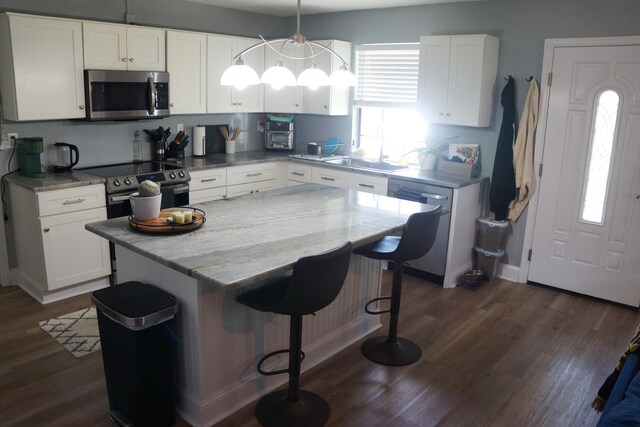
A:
80,161,190,194
80,161,181,178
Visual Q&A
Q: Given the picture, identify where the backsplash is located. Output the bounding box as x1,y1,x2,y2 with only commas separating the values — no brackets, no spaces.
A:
1,113,263,170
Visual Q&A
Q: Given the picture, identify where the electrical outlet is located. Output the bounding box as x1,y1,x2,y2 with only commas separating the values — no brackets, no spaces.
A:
177,123,184,132
0,132,17,150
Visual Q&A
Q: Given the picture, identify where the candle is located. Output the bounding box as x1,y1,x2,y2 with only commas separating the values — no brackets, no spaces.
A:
172,211,184,224
183,210,193,222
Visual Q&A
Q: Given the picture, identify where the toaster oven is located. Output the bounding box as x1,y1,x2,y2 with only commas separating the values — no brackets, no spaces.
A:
264,121,294,151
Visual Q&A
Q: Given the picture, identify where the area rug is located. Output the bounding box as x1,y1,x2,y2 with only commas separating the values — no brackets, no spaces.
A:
39,307,101,358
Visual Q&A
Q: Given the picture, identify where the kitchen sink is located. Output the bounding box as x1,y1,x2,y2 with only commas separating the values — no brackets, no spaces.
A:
324,158,407,171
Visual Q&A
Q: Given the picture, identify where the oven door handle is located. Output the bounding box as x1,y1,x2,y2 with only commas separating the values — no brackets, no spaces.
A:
111,194,131,202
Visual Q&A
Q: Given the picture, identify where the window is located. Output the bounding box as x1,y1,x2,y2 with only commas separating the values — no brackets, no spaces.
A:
353,43,426,163
580,90,620,224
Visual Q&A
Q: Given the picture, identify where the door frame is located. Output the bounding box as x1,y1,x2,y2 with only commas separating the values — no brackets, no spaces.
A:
519,35,640,283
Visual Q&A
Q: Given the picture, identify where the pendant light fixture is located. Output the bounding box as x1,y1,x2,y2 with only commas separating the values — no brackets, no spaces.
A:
220,0,357,90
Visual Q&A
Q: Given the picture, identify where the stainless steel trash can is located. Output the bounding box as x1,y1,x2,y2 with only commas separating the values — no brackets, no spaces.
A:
92,281,178,427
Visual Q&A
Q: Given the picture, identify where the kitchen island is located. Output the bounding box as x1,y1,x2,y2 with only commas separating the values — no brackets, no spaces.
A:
86,184,430,427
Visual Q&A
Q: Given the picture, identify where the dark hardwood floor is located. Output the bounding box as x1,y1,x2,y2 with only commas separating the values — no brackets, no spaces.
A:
1,273,638,427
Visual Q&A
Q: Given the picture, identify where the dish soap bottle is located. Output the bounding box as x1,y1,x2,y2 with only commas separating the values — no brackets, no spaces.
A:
133,130,143,164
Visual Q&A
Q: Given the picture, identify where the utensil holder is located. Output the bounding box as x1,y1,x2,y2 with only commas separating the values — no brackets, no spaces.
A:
225,140,236,154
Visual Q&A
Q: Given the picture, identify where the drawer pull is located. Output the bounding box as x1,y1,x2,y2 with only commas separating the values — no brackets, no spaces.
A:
420,193,448,200
246,172,262,177
321,177,335,182
358,183,374,188
201,178,217,182
291,172,305,176
62,198,86,205
43,227,50,233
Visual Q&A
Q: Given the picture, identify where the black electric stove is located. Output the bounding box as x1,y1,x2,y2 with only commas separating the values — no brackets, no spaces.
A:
81,161,190,195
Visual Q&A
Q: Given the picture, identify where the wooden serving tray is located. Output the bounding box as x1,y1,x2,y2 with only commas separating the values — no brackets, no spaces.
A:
129,207,206,234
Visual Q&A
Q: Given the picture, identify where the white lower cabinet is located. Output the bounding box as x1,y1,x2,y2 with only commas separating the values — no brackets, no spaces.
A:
347,171,388,196
40,207,110,290
189,168,227,203
287,163,312,186
227,163,284,197
226,179,282,198
311,166,351,190
9,183,110,303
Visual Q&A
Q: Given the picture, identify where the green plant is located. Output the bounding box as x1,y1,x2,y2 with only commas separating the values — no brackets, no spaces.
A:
137,180,160,197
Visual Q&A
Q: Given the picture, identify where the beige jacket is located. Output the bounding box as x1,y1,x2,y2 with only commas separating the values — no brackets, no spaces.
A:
508,79,539,221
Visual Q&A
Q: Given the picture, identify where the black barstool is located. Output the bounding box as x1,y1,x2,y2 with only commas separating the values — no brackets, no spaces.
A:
236,242,352,427
354,207,441,366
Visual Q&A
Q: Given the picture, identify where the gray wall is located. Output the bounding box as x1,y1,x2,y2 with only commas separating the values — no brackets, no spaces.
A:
1,0,639,273
288,0,640,266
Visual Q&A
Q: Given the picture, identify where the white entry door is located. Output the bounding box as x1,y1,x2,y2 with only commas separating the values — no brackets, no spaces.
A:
528,41,640,306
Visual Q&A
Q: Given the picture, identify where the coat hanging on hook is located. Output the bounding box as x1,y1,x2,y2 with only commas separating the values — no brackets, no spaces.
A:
490,76,516,221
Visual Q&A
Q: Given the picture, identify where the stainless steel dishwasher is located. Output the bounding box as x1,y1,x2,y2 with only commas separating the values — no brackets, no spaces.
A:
387,178,452,283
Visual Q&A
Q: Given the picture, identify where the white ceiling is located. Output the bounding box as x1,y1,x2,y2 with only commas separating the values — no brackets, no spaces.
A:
184,0,483,17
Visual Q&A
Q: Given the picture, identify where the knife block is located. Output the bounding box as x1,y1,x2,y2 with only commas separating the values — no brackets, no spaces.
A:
166,146,185,160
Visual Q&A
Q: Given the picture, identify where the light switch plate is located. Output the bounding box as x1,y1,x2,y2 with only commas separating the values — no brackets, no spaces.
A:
177,123,184,132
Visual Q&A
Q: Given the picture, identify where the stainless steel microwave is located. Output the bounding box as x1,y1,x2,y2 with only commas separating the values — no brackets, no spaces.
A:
84,70,170,121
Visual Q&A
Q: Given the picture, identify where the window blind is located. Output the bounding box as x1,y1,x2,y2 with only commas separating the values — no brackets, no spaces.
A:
355,43,420,108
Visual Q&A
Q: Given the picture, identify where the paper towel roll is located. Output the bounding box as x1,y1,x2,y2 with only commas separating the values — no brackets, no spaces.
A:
193,126,206,156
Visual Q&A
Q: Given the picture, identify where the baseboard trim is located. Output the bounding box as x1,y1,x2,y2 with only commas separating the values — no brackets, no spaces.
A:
497,263,520,283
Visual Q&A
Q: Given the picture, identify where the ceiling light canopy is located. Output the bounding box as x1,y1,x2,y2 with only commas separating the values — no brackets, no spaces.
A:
220,0,356,90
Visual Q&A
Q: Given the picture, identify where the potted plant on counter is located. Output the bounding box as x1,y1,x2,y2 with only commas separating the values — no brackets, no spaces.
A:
401,134,460,170
130,180,162,220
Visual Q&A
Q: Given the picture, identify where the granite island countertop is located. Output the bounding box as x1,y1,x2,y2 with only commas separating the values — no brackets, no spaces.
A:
86,184,433,290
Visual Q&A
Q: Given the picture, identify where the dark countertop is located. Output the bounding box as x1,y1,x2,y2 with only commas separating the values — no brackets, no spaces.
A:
4,170,106,192
5,150,486,192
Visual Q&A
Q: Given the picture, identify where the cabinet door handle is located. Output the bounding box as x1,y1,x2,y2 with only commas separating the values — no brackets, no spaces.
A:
291,172,304,176
246,172,262,177
62,198,85,205
129,58,134,62
79,105,85,110
321,177,335,182
170,103,174,107
420,193,448,200
358,183,374,188
121,57,127,62
446,112,451,117
222,194,227,199
43,227,50,233
201,178,217,182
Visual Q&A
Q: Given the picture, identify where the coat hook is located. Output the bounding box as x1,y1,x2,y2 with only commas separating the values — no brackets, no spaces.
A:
504,75,513,81
525,75,534,81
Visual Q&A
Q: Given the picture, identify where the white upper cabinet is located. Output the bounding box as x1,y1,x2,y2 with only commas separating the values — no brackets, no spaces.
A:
303,40,352,116
167,30,207,114
83,22,166,71
207,34,264,113
418,35,499,127
0,13,85,121
264,43,305,113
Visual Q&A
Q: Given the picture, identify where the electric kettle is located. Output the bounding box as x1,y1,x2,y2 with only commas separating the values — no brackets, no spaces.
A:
52,142,79,172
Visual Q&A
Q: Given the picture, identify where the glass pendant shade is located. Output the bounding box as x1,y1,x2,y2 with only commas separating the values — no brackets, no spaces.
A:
261,61,297,89
220,57,260,89
297,63,330,90
329,64,357,87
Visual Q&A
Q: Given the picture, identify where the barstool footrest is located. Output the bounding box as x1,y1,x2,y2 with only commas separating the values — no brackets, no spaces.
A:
361,335,421,366
364,296,391,315
257,348,306,376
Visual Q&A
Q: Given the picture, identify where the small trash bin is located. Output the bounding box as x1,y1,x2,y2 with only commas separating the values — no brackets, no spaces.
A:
92,281,178,427
473,246,505,280
476,217,509,252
